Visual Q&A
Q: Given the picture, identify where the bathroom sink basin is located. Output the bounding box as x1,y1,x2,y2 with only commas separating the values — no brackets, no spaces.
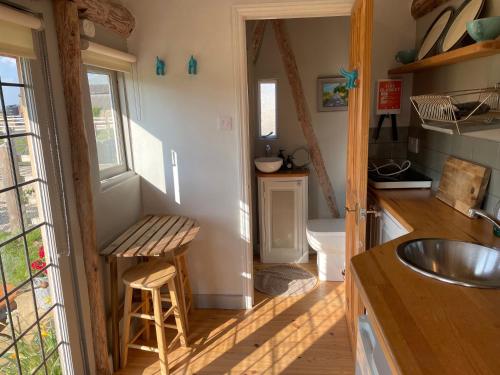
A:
396,239,500,288
254,157,283,173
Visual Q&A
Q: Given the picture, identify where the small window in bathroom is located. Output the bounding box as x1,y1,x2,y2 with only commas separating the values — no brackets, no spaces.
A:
258,79,277,138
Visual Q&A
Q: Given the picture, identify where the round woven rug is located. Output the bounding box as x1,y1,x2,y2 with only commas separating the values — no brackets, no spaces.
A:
254,265,318,297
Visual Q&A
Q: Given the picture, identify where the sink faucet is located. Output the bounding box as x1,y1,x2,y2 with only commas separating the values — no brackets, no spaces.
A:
265,144,272,157
468,208,500,231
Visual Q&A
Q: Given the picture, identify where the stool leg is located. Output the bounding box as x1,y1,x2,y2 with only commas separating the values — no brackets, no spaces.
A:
141,290,151,341
121,285,133,369
152,288,169,375
167,279,188,347
173,253,190,333
180,254,193,314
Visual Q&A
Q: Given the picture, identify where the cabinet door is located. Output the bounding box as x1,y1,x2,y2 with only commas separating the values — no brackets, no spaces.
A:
261,179,305,263
380,210,408,243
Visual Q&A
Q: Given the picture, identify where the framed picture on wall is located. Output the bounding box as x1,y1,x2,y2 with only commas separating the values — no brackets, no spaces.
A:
317,76,348,112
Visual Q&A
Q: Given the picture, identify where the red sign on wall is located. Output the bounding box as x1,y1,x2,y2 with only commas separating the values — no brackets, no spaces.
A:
376,79,402,115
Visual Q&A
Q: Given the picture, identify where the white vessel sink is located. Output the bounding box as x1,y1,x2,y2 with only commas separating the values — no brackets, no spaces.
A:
254,157,283,173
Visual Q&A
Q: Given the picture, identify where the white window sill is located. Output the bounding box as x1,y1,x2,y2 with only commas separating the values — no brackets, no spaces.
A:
100,170,138,192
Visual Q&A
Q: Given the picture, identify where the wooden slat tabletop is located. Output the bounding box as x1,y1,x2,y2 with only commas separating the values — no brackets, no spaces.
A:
100,215,200,259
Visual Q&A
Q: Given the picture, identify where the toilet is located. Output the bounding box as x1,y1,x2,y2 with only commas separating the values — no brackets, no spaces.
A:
306,218,345,281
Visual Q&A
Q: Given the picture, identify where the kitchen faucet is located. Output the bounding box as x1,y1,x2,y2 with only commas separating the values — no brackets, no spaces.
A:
468,208,500,232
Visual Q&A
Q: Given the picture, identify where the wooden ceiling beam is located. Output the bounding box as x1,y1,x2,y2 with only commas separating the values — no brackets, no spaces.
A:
251,20,267,64
411,0,450,19
71,0,135,37
271,20,340,218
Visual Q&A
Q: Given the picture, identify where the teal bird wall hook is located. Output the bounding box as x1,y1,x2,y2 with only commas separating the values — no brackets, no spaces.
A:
156,57,165,76
340,67,358,89
188,55,197,75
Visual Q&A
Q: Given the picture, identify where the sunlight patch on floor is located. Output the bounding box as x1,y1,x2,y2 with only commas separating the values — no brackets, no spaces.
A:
116,282,353,375
170,284,347,374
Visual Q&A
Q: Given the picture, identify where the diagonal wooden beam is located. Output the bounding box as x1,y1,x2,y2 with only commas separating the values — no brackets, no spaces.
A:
251,20,267,64
71,0,135,37
53,0,111,373
271,20,340,218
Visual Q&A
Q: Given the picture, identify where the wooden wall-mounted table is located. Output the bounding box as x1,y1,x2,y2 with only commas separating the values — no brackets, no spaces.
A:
100,215,200,370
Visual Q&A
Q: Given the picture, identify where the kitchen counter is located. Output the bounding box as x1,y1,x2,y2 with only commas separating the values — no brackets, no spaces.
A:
351,188,500,375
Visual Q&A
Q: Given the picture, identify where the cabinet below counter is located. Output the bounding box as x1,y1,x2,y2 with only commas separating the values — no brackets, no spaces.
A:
257,172,308,263
352,188,500,375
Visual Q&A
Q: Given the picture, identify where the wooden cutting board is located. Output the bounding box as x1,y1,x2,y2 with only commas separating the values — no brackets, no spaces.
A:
436,157,491,217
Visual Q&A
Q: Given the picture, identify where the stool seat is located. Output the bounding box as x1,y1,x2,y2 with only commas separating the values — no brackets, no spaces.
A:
122,260,176,289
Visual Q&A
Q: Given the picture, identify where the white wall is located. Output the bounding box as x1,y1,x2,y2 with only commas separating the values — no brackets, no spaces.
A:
124,0,253,308
250,17,350,220
123,0,416,308
372,0,415,128
123,0,346,307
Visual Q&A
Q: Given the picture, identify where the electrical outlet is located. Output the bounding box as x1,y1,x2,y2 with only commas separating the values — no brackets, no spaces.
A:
408,137,419,154
218,116,233,131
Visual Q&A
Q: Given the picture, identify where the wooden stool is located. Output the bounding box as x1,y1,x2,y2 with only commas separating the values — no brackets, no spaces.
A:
121,260,188,374
173,246,193,324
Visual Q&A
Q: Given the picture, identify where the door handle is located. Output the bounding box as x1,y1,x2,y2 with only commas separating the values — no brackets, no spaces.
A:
362,208,381,218
345,205,380,223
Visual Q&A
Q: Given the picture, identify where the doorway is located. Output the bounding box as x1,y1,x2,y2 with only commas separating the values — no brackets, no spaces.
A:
231,1,354,309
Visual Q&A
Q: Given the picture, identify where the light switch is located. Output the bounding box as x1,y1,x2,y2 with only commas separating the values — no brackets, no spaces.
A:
408,136,419,154
218,116,233,131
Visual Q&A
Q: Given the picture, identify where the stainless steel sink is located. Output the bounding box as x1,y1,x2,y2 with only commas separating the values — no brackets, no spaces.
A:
396,239,500,288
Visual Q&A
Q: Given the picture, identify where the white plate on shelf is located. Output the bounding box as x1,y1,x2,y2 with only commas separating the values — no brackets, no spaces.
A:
417,7,454,60
441,0,485,52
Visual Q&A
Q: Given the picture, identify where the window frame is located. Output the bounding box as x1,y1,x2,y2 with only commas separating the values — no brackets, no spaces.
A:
85,66,128,181
0,54,76,374
257,78,278,140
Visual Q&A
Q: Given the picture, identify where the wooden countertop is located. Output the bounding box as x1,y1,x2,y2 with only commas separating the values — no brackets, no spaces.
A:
256,168,309,178
351,188,500,375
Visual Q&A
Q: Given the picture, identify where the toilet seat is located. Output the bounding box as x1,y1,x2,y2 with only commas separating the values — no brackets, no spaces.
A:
306,218,345,253
307,218,345,233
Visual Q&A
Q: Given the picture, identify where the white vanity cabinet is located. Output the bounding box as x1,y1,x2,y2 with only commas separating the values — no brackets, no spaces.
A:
258,173,308,263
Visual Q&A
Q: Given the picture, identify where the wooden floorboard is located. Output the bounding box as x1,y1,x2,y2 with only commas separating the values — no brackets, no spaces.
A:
116,255,354,374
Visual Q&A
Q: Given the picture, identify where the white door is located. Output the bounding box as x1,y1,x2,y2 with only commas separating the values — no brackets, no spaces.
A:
0,53,83,373
260,178,307,263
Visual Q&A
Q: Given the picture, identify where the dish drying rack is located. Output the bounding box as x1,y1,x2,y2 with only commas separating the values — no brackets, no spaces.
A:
410,86,500,135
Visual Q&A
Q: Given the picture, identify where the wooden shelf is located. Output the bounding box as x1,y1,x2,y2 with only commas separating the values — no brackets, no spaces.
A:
388,40,500,75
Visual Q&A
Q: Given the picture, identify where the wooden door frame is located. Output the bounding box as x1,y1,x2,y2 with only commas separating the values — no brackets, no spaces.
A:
231,0,354,309
345,0,373,348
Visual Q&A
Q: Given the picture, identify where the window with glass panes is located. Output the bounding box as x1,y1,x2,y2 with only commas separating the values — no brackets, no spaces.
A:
86,68,127,180
0,55,64,374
